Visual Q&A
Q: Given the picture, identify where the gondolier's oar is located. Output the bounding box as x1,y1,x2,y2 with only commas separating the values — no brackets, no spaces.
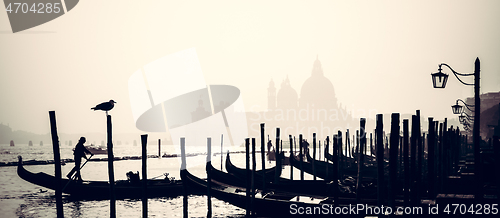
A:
63,154,93,192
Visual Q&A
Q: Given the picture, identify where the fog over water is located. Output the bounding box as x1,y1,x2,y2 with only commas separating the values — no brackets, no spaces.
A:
1,1,499,137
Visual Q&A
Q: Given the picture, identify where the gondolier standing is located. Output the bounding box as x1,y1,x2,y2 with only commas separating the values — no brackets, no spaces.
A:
73,137,92,183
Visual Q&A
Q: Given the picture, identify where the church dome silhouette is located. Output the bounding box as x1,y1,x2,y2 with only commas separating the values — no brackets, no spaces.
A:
299,56,337,109
277,76,298,109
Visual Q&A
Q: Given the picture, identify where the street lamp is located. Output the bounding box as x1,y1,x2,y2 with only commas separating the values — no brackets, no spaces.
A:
451,104,463,114
452,99,475,114
431,68,449,88
431,57,481,200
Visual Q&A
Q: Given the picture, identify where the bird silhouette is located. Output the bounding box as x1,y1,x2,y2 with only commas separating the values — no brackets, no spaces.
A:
91,100,116,115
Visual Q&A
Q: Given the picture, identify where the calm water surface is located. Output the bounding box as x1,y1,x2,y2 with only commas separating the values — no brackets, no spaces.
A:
0,143,253,217
0,141,324,217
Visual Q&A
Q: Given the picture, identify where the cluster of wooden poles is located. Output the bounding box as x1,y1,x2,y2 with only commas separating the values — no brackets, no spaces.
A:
46,108,499,217
234,110,499,216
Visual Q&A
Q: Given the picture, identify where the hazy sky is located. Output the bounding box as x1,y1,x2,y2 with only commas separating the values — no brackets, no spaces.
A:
1,0,499,135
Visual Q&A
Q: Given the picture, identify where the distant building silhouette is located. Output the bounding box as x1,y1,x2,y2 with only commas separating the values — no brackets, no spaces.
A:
276,76,298,110
465,91,500,138
466,91,500,113
248,56,353,138
268,79,277,110
191,97,211,122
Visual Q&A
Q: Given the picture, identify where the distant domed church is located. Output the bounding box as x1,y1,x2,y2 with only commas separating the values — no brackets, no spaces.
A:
268,56,341,112
254,56,352,138
300,56,338,110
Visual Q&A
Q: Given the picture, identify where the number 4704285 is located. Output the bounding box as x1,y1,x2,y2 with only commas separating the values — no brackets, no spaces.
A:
6,3,62,14
443,204,498,215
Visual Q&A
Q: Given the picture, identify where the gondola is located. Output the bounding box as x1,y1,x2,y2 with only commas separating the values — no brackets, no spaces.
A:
323,147,389,180
291,149,336,181
225,152,282,183
323,147,356,165
17,156,184,199
181,168,351,217
295,150,380,181
208,160,335,197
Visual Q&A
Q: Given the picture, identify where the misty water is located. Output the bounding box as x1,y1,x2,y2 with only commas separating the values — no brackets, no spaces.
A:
0,142,251,217
1,138,360,217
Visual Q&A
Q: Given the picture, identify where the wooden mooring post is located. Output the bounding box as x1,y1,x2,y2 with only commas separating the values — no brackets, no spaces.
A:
338,131,343,182
347,129,351,160
206,137,212,218
158,139,161,158
251,138,256,217
427,118,435,200
299,134,304,181
141,134,148,218
376,114,385,206
442,123,447,184
356,118,366,203
325,136,329,180
410,115,417,205
245,138,250,217
356,131,359,156
417,129,423,201
275,128,281,184
399,134,403,175
437,122,444,195
333,132,339,205
416,111,423,201
49,111,63,218
221,134,224,171
180,138,188,218
260,124,266,189
107,115,116,218
389,113,399,209
313,133,317,181
289,135,294,180
371,133,375,158
403,119,410,206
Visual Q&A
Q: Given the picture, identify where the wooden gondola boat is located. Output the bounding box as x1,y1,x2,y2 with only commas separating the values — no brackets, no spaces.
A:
208,161,245,187
323,148,389,178
225,152,282,183
296,150,379,181
292,149,336,181
17,156,184,199
207,162,297,201
181,168,354,217
323,147,355,165
209,160,335,197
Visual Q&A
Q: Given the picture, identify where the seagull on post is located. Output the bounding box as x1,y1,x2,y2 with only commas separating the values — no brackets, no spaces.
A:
91,100,116,115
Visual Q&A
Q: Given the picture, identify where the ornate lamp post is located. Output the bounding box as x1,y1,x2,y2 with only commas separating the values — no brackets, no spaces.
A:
431,58,481,200
452,99,475,115
451,103,463,115
431,69,449,88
